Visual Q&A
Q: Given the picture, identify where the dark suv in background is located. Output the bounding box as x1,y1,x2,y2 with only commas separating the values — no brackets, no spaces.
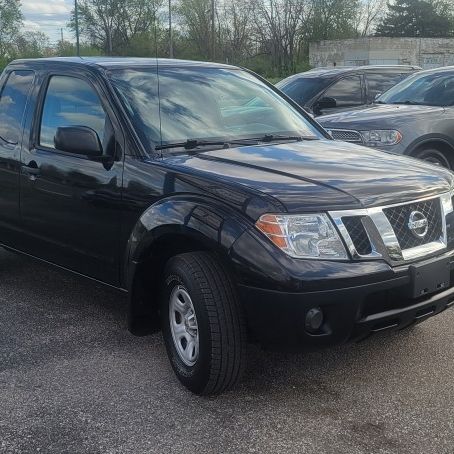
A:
319,66,454,169
277,65,420,116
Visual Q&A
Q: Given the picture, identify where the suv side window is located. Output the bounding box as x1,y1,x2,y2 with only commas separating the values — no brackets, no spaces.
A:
40,75,106,150
366,72,406,102
323,76,363,107
0,70,34,145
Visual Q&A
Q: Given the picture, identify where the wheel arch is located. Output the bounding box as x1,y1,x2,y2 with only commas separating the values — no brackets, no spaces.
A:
406,134,454,159
124,196,250,335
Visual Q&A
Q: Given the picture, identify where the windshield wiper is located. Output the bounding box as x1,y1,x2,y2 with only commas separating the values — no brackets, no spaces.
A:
155,138,263,151
154,134,317,151
391,100,423,105
254,134,317,142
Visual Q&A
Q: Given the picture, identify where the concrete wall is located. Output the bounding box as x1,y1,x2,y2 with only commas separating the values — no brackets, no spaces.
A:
309,37,454,69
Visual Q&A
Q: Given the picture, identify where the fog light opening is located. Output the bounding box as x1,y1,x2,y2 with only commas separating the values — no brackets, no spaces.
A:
305,307,324,334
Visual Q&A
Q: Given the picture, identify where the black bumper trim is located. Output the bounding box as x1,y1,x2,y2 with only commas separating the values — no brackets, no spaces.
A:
238,280,454,351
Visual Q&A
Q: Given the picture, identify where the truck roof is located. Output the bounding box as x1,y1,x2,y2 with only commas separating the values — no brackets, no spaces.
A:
7,56,237,71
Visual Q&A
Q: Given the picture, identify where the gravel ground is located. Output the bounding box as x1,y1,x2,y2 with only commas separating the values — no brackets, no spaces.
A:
0,248,453,454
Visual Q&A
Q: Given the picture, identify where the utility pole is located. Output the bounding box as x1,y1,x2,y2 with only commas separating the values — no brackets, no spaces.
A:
60,28,64,45
169,0,174,58
74,0,80,57
211,0,215,61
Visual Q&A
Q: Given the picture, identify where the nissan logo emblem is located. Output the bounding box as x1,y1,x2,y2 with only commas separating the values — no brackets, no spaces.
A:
408,210,428,238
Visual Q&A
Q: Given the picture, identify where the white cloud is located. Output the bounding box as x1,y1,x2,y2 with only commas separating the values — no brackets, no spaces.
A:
22,0,71,15
21,0,73,43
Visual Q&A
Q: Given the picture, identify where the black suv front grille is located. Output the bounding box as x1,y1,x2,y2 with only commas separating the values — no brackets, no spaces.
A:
383,198,442,250
342,216,372,255
329,129,363,143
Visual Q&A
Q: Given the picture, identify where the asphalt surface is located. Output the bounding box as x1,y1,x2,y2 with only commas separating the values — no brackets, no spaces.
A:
0,248,453,454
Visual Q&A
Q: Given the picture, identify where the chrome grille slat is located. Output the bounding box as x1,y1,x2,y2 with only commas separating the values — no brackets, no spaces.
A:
329,193,453,265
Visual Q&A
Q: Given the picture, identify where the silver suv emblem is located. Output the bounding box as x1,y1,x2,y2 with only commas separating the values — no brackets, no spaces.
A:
408,210,428,238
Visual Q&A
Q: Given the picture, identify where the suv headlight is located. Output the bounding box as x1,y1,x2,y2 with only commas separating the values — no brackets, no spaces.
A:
360,129,402,146
255,213,347,259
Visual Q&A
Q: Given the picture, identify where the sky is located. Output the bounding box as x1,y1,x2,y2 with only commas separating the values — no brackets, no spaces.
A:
22,0,74,44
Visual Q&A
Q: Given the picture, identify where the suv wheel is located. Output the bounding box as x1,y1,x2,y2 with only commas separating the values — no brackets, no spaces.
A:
414,147,453,169
161,252,246,395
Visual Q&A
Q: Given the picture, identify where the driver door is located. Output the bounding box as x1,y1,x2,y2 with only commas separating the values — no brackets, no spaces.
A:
19,73,124,285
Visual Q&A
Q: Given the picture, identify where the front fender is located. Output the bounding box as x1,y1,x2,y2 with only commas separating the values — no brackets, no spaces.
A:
123,194,251,290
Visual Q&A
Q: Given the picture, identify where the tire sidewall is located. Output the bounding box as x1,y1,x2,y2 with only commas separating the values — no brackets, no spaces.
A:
415,148,453,169
161,265,213,393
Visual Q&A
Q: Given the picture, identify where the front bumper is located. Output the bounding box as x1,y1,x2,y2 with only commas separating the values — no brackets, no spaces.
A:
238,254,454,351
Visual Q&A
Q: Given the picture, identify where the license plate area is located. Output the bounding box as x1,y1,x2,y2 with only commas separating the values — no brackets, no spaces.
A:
409,257,450,298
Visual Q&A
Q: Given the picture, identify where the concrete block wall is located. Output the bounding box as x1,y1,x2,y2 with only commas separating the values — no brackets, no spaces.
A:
309,37,454,69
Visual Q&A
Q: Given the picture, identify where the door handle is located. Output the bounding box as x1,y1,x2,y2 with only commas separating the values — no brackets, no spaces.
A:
21,163,40,177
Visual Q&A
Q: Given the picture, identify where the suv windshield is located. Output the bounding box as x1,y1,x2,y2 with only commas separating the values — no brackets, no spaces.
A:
377,71,454,106
109,66,322,150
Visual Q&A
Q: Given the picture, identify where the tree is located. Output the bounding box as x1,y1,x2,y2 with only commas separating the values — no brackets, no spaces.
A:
0,0,23,66
252,0,312,75
307,0,361,41
355,0,387,36
69,0,163,55
216,0,254,64
14,31,51,58
176,0,213,60
376,0,453,37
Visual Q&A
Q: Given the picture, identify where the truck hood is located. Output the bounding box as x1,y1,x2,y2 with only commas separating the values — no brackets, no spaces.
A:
319,103,444,127
163,139,453,214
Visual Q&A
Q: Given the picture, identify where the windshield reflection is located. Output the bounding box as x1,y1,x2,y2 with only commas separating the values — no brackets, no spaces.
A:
109,66,321,151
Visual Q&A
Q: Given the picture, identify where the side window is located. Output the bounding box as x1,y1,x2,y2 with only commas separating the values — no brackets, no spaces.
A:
324,76,363,107
0,70,34,145
366,73,405,102
40,76,106,150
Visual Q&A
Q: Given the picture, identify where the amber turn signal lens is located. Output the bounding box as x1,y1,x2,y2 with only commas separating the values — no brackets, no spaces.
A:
255,215,288,249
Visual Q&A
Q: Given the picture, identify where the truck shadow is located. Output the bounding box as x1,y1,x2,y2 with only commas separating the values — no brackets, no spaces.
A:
0,247,441,397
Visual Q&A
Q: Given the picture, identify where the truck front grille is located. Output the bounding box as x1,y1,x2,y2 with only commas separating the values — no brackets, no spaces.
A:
329,129,363,144
330,193,451,265
383,198,443,250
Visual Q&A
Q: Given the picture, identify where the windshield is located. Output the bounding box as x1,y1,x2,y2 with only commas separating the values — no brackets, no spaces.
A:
109,66,322,150
377,71,454,106
276,76,330,104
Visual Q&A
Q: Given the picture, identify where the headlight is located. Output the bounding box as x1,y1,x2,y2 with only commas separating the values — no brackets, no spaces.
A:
255,213,348,259
360,129,402,146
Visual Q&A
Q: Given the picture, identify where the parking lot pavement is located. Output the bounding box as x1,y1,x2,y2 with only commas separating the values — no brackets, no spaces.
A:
0,248,453,454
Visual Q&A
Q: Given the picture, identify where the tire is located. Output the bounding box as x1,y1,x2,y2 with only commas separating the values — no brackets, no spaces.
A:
160,252,247,395
413,147,454,169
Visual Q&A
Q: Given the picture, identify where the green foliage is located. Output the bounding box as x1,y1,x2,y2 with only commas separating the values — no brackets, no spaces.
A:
68,0,163,55
376,0,454,37
308,0,362,41
5,0,453,78
0,0,23,58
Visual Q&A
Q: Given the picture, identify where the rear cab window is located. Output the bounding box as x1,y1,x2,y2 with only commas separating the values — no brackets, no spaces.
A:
0,70,34,146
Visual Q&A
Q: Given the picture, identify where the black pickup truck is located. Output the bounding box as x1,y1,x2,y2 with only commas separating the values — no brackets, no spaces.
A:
1,57,454,395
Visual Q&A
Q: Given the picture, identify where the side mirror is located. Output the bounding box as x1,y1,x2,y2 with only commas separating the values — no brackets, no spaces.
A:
313,96,337,116
54,126,103,157
316,96,337,109
374,93,382,102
